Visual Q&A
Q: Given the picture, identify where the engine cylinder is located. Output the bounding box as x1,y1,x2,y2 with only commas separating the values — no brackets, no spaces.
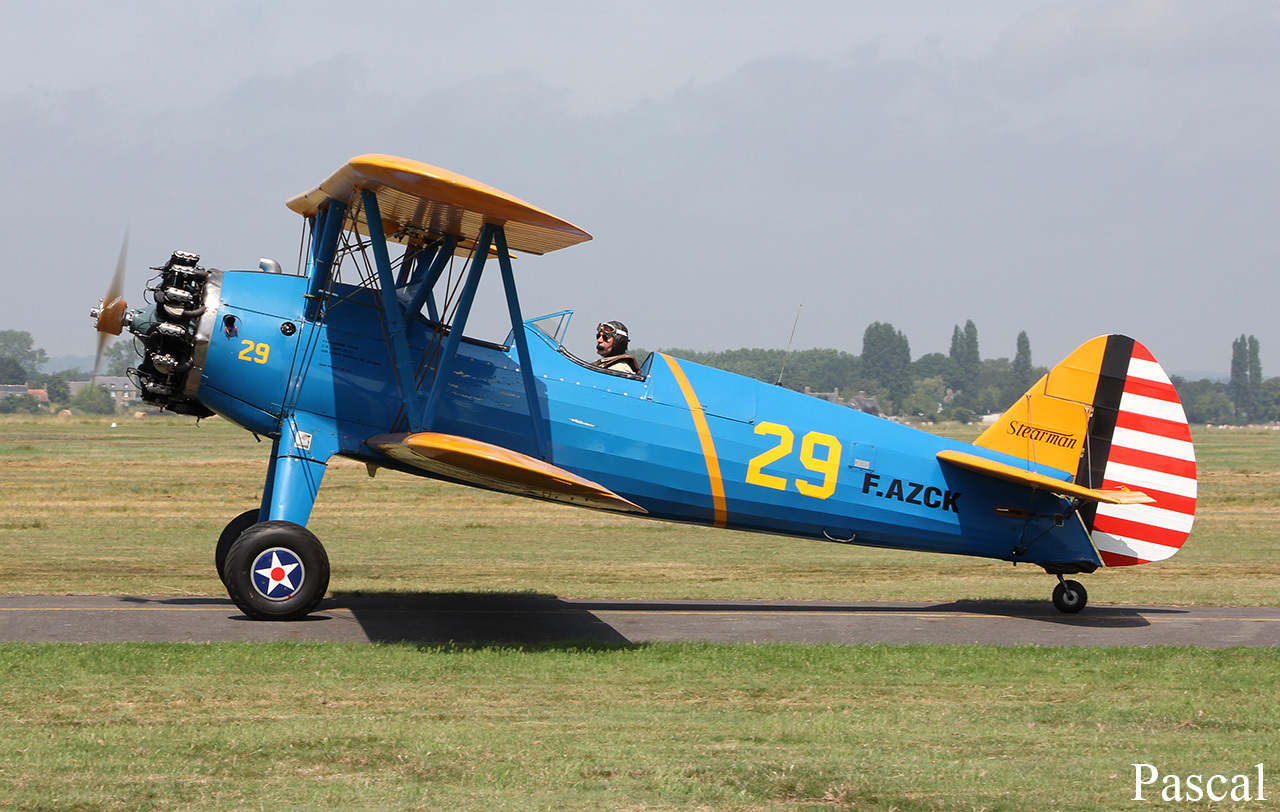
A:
128,251,218,417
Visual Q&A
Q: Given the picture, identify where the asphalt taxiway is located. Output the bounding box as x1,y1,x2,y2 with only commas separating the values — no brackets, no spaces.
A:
1,595,1278,647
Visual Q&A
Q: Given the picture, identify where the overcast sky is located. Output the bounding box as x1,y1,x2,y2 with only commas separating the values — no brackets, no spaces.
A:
3,0,1277,377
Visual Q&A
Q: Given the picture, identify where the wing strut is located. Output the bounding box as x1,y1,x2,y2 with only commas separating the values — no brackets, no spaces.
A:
495,226,548,460
405,234,456,321
413,223,549,460
361,189,425,430
304,199,346,321
418,225,492,432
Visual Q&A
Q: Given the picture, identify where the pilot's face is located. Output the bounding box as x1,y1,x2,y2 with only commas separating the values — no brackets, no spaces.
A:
596,329,616,357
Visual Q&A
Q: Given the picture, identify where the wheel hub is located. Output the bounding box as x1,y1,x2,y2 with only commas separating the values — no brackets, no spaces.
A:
250,547,306,601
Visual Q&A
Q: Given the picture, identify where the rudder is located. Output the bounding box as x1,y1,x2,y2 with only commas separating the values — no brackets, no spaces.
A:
974,335,1197,566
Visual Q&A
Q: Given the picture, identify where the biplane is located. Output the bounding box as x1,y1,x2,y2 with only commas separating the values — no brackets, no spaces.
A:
91,154,1196,620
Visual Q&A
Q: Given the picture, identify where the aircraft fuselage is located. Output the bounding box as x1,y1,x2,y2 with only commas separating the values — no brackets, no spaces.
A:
192,269,1100,571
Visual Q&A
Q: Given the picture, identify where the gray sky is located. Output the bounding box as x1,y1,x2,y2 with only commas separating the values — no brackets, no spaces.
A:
3,0,1277,377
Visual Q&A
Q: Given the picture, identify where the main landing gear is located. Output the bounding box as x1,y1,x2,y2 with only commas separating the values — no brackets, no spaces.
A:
216,511,330,620
1051,576,1088,614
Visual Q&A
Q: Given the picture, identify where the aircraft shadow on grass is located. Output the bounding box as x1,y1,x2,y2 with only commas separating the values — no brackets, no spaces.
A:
310,592,1174,645
323,592,635,646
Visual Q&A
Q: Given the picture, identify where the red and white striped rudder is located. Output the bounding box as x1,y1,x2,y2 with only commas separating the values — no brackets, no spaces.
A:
1081,338,1197,566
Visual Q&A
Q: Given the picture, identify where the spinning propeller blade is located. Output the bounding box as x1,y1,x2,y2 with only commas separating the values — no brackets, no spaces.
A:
90,230,130,381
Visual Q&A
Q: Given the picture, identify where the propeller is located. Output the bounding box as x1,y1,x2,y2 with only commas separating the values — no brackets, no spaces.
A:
90,230,130,381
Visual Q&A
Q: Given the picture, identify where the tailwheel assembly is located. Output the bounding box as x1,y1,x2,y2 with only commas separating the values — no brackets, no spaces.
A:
1051,577,1088,614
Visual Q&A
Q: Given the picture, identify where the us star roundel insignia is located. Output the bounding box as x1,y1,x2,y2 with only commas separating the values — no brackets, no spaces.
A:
250,547,305,601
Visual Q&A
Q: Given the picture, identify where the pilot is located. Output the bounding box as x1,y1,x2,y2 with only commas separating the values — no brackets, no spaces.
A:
594,321,641,374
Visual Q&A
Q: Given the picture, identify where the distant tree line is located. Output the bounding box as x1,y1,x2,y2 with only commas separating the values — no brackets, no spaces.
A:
0,329,133,415
1174,334,1280,424
5,324,1277,423
660,319,1046,422
666,325,1280,425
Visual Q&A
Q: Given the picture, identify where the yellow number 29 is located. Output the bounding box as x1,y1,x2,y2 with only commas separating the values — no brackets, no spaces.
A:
745,424,842,500
238,340,270,364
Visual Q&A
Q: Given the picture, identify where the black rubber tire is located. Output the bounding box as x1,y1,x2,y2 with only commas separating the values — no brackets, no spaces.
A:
1052,579,1088,614
215,509,261,586
223,521,330,621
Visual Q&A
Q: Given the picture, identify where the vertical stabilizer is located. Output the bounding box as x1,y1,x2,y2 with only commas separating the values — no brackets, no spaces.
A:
974,335,1196,565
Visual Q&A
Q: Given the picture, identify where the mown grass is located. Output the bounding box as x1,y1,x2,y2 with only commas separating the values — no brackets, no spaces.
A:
1,415,1278,607
2,416,1280,811
2,641,1278,811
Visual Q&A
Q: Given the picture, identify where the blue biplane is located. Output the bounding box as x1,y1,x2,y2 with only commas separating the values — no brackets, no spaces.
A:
91,154,1197,620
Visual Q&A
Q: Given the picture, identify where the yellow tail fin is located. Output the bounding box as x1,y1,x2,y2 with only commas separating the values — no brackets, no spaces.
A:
974,336,1108,475
973,335,1197,566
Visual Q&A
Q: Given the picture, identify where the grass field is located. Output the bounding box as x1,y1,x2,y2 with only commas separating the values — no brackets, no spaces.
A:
1,415,1278,811
2,642,1278,811
1,415,1278,607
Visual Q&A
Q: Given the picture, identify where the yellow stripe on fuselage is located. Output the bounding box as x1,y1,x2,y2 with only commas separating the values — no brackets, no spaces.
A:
661,354,728,528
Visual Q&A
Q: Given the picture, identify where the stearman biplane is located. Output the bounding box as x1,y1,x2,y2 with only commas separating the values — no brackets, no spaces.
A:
91,154,1197,620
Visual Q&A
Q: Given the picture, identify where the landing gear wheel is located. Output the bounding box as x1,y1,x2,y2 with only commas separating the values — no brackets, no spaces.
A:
223,521,330,621
1052,579,1088,614
215,509,261,586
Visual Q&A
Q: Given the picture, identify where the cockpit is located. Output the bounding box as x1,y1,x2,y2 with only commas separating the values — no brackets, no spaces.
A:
522,310,651,380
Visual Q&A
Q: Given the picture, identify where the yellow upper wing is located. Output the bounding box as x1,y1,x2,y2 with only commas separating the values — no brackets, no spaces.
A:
286,154,592,255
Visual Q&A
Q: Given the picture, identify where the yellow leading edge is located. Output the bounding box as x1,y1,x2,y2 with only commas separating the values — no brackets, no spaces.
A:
286,154,592,255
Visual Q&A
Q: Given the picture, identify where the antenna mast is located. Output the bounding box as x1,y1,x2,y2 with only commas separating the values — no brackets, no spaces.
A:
775,305,803,386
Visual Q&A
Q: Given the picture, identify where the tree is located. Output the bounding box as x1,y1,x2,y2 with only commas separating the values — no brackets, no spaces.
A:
42,377,70,403
1248,335,1262,421
949,320,980,399
1258,376,1280,422
1229,336,1249,421
0,356,26,385
900,376,947,422
0,394,40,414
70,384,116,415
34,369,82,404
1176,377,1234,424
1012,331,1035,393
913,353,959,388
861,322,912,410
0,330,47,378
1229,334,1262,422
104,339,141,377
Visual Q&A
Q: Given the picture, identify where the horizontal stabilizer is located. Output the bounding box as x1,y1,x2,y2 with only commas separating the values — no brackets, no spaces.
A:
937,449,1154,505
368,432,646,514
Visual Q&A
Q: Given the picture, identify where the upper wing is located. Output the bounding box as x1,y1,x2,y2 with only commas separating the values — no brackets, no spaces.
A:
937,449,1154,505
286,154,592,255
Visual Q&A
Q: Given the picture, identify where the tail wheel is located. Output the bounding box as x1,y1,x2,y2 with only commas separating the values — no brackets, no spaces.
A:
1052,579,1088,614
215,509,261,586
223,521,330,621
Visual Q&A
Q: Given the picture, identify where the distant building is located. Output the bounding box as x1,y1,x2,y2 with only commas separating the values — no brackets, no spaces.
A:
803,386,882,416
68,377,139,409
0,385,49,409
